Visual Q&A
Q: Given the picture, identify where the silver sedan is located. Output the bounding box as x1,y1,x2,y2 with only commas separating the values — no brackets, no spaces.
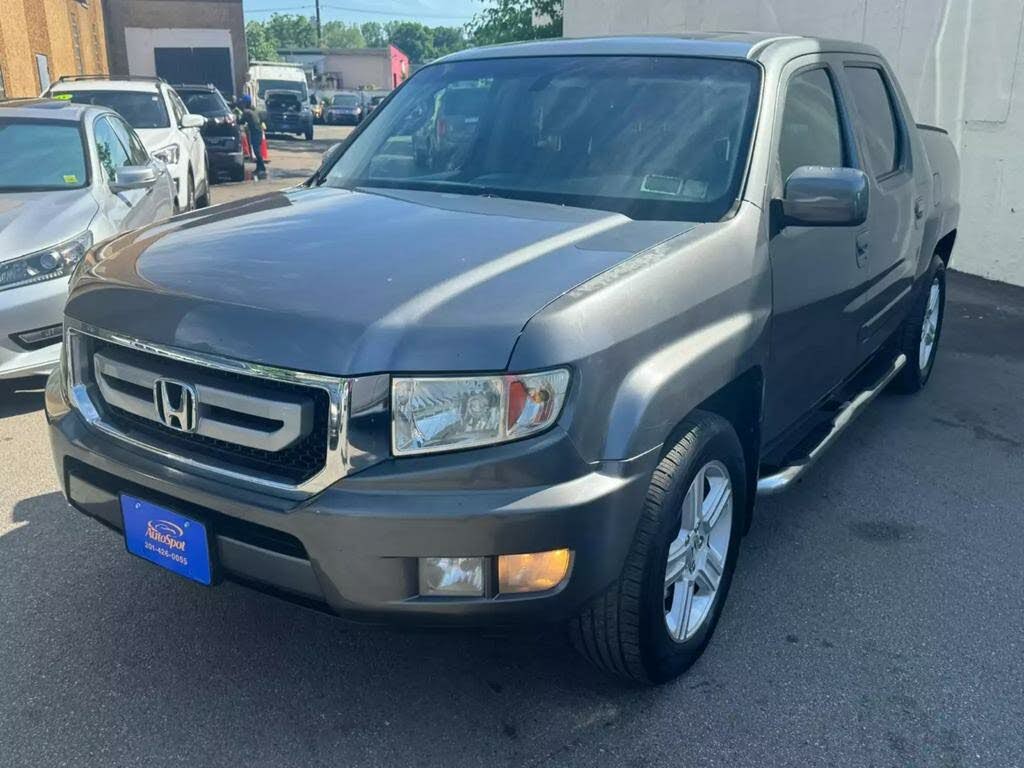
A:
0,98,174,380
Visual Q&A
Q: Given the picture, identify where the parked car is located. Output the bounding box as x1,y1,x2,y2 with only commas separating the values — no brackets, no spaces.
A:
412,82,489,170
45,75,210,212
0,98,173,381
46,34,959,684
263,89,314,140
324,92,364,125
173,83,245,183
310,94,326,124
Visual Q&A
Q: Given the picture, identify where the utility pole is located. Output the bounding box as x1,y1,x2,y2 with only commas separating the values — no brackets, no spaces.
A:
315,0,322,47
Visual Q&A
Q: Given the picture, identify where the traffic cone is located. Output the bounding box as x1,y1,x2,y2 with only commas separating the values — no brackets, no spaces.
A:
260,135,269,163
241,132,252,159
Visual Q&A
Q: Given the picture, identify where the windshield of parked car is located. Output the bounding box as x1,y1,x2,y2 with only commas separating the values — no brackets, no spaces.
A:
325,56,761,222
332,94,361,107
0,119,88,191
257,79,308,100
266,92,301,111
177,89,229,117
51,90,170,129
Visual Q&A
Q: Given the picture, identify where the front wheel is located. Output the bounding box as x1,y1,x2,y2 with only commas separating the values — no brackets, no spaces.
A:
891,255,946,394
569,412,746,683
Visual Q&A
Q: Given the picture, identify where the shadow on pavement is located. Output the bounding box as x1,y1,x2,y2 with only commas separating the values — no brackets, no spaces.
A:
0,375,48,418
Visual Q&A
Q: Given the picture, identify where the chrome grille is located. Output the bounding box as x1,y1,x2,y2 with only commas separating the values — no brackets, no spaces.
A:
65,322,350,497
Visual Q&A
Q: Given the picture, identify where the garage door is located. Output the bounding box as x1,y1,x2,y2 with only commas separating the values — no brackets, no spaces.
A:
154,47,233,97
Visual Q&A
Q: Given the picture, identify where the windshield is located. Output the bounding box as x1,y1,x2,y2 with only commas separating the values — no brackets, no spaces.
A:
257,79,308,100
332,94,361,107
177,90,228,117
267,92,301,110
52,90,169,129
0,119,88,191
325,56,761,222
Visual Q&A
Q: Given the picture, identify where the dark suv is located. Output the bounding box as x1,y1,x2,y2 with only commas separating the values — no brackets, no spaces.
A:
173,84,244,182
47,34,959,684
264,90,314,140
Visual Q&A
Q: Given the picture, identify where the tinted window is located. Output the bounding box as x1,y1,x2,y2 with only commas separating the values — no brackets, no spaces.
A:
257,79,308,100
332,94,360,107
53,90,170,129
326,56,762,222
844,66,901,176
267,92,301,110
778,68,845,182
0,119,87,190
94,117,131,182
178,89,228,116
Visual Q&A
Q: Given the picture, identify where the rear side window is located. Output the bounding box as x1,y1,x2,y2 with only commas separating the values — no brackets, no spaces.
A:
778,68,845,182
843,66,902,177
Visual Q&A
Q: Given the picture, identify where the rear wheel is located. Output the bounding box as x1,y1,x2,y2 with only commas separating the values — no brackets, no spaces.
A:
891,255,946,393
569,412,746,683
184,170,195,212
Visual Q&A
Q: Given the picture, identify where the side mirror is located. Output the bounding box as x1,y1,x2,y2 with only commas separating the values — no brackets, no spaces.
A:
779,166,868,227
181,113,206,129
111,165,158,192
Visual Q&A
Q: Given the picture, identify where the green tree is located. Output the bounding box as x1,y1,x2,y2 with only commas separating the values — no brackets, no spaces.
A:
467,0,562,46
245,21,280,62
431,26,469,57
360,21,387,47
384,20,436,63
322,21,365,49
264,13,318,49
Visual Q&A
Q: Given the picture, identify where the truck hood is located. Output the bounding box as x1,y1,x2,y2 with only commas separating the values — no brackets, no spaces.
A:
67,186,695,374
0,189,97,263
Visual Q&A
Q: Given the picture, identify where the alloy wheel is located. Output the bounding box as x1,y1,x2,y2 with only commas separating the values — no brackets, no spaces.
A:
663,460,733,642
919,277,941,371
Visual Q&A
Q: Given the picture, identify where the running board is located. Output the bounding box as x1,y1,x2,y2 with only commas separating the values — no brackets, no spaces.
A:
757,354,907,497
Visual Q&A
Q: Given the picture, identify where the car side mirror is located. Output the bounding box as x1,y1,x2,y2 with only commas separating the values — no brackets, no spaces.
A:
111,165,158,192
181,113,206,129
780,166,868,227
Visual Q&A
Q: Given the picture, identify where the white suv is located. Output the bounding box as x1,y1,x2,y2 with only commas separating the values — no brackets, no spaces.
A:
45,76,210,212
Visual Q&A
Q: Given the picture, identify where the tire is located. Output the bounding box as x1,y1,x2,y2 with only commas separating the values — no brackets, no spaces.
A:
184,170,195,212
195,172,210,209
569,412,747,684
891,255,946,394
304,127,314,141
229,162,245,183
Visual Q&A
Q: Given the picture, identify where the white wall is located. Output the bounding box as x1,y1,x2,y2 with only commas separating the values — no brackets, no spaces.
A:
564,0,1024,286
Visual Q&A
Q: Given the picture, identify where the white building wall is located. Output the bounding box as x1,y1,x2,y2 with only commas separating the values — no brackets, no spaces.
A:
563,0,1024,286
124,27,236,85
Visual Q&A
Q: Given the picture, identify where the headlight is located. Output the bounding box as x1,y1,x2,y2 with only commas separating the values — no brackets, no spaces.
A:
0,231,93,292
392,368,570,456
152,145,179,165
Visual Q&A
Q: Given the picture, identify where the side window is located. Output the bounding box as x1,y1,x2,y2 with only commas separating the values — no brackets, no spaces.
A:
93,116,131,182
778,68,845,182
108,116,149,165
843,66,901,177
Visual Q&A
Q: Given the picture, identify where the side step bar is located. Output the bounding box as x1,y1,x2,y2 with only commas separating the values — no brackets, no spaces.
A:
757,354,907,497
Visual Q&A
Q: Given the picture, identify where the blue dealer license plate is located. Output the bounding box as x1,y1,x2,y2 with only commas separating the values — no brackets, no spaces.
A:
121,495,212,585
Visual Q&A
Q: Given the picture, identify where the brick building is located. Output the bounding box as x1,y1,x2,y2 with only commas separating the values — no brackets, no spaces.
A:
0,0,109,99
103,0,248,97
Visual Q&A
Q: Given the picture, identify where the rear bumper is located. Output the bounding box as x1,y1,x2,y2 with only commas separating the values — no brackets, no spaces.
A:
45,369,655,626
0,278,67,380
207,151,244,178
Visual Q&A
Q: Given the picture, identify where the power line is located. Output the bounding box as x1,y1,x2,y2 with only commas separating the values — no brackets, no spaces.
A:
322,4,474,20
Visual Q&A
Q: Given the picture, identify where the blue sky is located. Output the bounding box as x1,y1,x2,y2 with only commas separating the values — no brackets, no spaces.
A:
242,0,485,26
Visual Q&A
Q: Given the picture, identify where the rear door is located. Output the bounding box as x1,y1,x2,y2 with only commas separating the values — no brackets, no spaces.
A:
835,58,922,361
765,58,870,438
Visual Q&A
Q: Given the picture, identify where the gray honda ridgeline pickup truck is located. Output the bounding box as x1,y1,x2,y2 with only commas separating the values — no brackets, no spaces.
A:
46,34,959,683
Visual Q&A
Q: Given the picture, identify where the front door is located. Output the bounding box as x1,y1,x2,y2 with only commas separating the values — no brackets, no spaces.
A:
765,59,869,440
93,115,150,233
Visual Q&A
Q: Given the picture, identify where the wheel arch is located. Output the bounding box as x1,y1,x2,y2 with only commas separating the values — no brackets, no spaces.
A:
658,366,764,534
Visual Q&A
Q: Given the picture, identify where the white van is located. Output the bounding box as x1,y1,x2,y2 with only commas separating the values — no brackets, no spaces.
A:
246,62,310,111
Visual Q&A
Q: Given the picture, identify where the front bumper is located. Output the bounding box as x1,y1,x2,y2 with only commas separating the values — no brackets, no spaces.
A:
0,277,68,380
45,369,655,626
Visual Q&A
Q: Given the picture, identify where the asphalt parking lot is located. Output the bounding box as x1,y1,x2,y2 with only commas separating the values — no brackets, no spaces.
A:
1,240,1022,763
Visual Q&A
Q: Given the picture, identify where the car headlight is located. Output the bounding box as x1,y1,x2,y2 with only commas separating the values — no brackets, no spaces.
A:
0,231,93,292
392,368,570,456
152,145,179,165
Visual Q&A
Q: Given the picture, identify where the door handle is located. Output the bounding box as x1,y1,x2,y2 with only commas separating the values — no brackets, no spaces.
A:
914,197,926,220
855,231,870,268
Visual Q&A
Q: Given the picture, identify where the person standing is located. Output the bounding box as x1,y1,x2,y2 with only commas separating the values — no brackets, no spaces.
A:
238,95,267,180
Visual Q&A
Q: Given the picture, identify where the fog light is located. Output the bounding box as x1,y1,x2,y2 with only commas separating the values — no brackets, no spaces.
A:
419,557,484,597
498,549,571,594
